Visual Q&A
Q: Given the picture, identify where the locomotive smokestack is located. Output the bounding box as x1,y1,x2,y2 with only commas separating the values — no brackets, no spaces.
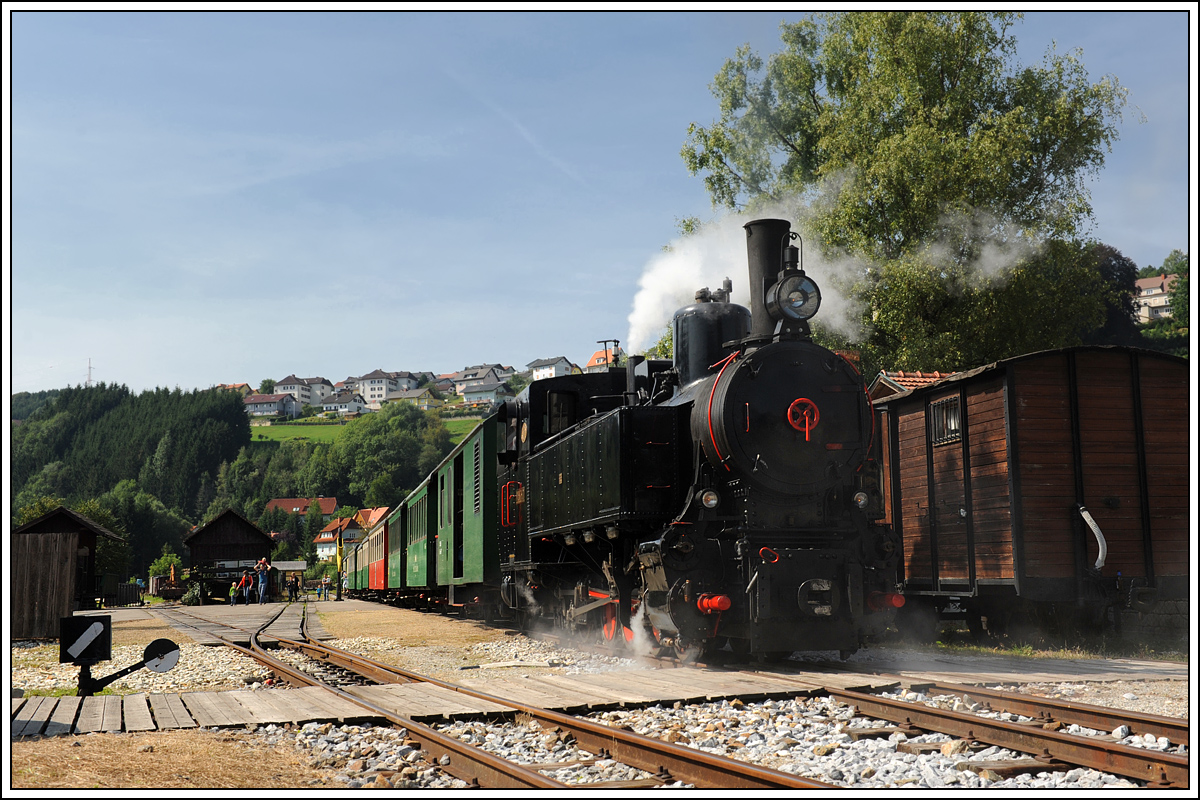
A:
744,219,792,341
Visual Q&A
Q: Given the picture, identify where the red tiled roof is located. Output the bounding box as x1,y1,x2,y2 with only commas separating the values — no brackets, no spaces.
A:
265,497,338,516
320,517,359,534
586,348,622,367
357,507,390,529
882,370,953,390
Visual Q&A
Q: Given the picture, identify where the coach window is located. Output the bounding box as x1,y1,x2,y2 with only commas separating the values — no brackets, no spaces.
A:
929,397,961,446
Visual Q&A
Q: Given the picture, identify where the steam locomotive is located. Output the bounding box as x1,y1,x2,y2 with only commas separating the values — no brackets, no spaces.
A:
348,218,903,660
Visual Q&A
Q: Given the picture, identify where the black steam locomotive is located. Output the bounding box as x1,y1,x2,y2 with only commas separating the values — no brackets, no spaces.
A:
495,218,902,659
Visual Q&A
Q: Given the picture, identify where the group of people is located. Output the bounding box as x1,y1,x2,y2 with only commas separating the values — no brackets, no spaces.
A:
228,559,340,604
229,558,273,605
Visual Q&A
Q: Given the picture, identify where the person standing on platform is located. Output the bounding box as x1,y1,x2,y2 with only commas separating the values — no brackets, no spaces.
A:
255,558,271,604
321,573,331,601
238,570,254,605
229,580,239,606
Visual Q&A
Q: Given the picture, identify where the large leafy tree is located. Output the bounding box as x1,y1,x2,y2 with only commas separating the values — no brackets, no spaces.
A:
1165,251,1189,328
684,12,1130,256
1081,243,1140,346
682,12,1132,370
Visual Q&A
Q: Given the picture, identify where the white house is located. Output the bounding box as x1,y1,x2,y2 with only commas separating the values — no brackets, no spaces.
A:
1133,274,1178,323
323,391,368,416
358,369,398,408
275,375,334,407
462,381,514,408
244,393,299,418
527,356,576,381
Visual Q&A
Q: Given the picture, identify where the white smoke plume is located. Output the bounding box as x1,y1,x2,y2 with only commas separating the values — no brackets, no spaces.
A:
625,600,658,660
626,199,1044,356
516,580,541,617
626,203,870,353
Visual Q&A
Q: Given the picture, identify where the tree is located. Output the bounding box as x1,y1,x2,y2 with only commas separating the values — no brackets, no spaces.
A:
857,238,1108,373
682,12,1133,370
1138,250,1187,279
1167,252,1189,328
302,498,326,567
149,543,183,578
683,12,1131,260
1081,243,1139,346
258,379,276,395
506,372,531,396
643,325,673,360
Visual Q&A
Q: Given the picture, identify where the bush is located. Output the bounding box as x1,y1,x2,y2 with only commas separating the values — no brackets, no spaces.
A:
181,583,201,606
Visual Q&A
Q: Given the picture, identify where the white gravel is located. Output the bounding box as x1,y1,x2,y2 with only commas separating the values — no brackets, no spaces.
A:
11,635,1189,790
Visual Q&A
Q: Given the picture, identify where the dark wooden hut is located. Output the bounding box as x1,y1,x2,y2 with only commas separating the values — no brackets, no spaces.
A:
874,346,1188,632
184,509,274,601
12,507,125,639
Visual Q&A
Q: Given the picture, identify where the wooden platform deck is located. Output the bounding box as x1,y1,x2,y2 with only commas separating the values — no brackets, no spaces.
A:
10,665,883,738
150,604,332,647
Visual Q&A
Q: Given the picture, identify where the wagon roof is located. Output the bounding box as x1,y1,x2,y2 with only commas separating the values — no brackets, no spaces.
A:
872,344,1187,406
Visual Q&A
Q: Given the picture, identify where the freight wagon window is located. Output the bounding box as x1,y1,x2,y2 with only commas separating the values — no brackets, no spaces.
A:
545,391,578,435
929,397,961,446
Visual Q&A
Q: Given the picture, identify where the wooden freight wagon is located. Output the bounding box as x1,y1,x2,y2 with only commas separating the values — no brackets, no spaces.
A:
874,346,1189,637
12,507,126,638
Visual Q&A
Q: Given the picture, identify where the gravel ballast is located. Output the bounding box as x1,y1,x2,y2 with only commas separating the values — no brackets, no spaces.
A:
12,628,1188,789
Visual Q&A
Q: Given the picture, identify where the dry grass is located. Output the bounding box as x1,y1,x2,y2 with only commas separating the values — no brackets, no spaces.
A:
110,618,180,648
10,729,335,789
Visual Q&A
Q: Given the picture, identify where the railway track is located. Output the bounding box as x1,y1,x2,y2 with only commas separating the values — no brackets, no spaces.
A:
164,603,829,789
155,604,1188,789
834,683,1188,788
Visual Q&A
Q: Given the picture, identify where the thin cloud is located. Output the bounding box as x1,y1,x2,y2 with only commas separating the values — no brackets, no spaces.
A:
442,67,588,187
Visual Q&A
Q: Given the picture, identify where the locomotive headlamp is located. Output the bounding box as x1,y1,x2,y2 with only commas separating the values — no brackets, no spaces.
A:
766,273,821,321
563,533,577,546
605,525,619,540
698,489,721,510
853,491,870,509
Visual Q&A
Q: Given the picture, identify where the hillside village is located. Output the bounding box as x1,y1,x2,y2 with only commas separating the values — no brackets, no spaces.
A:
226,344,626,420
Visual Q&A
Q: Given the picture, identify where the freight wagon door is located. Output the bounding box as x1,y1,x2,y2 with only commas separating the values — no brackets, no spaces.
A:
926,392,972,590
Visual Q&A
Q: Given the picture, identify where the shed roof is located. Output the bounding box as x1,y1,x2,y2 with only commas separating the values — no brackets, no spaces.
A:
184,508,273,544
13,506,125,541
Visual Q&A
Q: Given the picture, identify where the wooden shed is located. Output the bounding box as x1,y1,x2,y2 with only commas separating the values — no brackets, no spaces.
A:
874,346,1188,628
184,509,274,601
12,507,125,639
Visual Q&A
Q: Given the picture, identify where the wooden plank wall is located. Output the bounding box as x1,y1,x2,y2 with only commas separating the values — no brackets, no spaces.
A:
11,531,78,639
1074,351,1147,578
878,409,895,527
896,405,932,582
1013,356,1077,579
967,378,1013,580
1138,355,1189,580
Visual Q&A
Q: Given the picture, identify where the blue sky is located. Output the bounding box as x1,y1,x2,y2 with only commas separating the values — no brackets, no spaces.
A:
7,9,1195,395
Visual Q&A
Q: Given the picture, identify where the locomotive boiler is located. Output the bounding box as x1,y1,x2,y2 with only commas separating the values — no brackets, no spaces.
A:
494,218,903,659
